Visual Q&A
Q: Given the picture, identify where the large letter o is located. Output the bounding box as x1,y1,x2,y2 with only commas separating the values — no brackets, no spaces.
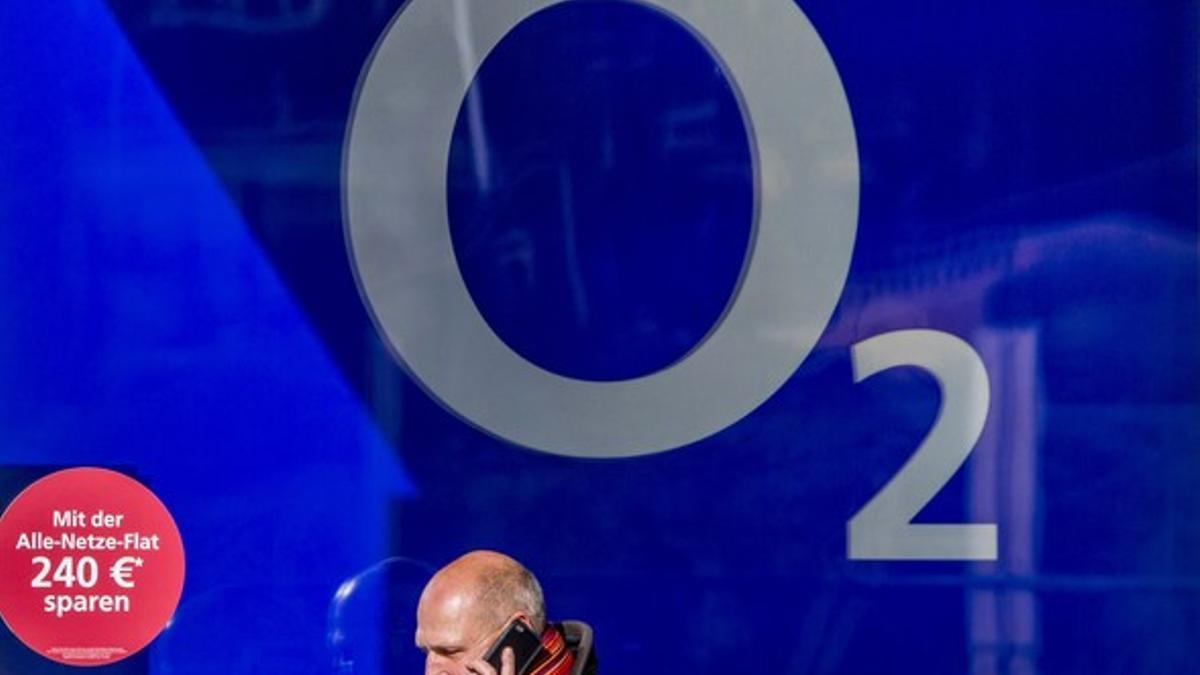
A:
344,0,858,457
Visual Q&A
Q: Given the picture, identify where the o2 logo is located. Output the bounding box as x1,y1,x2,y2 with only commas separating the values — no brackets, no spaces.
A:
343,0,996,561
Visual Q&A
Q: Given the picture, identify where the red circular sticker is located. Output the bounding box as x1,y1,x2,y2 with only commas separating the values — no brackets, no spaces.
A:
0,467,185,666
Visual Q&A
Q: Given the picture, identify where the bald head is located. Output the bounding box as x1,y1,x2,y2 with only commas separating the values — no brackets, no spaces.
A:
415,551,547,671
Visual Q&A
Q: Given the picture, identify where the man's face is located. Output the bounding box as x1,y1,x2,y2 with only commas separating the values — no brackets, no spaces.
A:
414,577,506,675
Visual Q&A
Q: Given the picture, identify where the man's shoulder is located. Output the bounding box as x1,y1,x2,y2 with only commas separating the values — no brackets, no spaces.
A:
556,621,598,675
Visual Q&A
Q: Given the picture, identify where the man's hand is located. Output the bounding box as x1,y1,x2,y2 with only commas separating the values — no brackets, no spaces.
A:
466,646,515,675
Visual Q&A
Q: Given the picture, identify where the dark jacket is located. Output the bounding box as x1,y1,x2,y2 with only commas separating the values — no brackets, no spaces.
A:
558,621,598,675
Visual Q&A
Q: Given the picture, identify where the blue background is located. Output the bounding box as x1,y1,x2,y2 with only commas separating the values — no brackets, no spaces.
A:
1,0,1197,673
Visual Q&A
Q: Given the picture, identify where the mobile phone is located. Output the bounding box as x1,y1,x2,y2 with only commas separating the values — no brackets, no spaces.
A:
483,619,543,675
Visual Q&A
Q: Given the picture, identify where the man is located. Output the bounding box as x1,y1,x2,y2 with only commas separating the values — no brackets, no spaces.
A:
415,550,597,675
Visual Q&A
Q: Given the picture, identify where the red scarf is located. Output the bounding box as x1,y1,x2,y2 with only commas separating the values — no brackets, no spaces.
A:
526,624,574,675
